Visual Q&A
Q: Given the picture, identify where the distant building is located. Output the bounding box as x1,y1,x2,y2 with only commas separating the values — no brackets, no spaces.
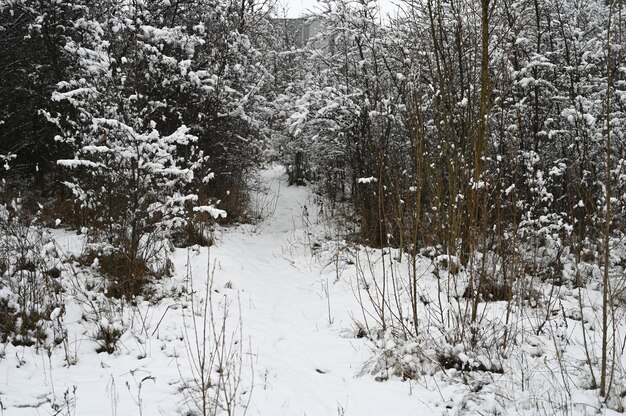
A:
270,17,323,49
268,16,332,86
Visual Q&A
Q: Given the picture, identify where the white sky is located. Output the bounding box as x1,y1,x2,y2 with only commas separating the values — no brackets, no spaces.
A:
277,0,401,18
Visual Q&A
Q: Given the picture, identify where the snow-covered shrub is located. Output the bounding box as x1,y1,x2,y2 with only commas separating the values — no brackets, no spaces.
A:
362,327,506,384
513,152,575,288
50,1,227,298
361,330,437,381
55,120,199,297
0,202,65,347
78,236,175,299
93,314,125,354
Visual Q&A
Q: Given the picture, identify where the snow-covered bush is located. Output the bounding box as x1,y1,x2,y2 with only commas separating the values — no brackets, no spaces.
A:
51,1,220,298
91,303,126,354
56,121,199,297
0,202,65,347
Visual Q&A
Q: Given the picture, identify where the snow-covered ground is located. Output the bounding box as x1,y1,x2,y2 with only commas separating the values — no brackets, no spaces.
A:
1,165,624,416
0,166,433,415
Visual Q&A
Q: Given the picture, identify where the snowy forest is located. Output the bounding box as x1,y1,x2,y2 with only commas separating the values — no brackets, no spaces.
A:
1,0,626,414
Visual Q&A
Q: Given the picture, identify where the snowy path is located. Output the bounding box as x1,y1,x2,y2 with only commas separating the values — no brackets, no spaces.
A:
206,166,435,416
0,165,437,416
3,168,623,416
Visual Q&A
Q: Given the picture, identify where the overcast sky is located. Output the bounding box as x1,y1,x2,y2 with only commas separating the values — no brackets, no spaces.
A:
278,0,401,18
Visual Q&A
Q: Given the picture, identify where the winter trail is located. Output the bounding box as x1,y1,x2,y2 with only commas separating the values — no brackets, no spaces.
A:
0,165,437,416
208,165,435,415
